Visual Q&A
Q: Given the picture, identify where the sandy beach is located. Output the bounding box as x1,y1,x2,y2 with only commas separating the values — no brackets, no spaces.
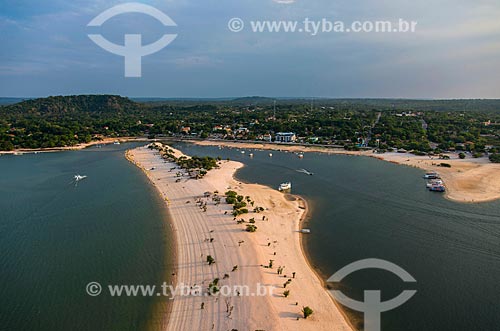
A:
127,144,353,331
193,140,500,204
373,152,500,203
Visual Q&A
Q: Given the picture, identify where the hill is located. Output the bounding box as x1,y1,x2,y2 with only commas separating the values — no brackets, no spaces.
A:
1,95,139,115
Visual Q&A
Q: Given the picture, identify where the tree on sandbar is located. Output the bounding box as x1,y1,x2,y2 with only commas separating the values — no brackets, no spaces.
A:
206,255,215,265
302,306,313,319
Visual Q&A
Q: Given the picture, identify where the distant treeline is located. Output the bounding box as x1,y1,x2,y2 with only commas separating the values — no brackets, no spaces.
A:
1,95,499,154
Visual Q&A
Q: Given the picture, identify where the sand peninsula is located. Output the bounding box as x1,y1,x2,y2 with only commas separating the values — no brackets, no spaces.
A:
127,143,352,331
192,140,500,204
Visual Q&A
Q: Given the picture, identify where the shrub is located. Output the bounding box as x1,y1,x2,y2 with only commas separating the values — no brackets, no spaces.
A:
440,163,451,168
489,153,500,163
253,206,265,213
233,201,247,209
206,255,215,265
473,152,483,158
245,224,257,232
302,306,313,319
458,152,466,159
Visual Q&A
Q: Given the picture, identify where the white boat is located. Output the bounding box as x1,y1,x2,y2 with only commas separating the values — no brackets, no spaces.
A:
278,182,292,191
269,153,273,157
423,172,439,179
74,174,87,182
298,154,304,159
249,153,254,157
113,141,121,145
301,229,311,234
426,179,443,188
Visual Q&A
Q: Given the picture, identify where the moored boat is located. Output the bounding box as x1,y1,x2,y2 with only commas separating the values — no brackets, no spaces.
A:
426,179,443,188
429,184,445,192
278,182,292,191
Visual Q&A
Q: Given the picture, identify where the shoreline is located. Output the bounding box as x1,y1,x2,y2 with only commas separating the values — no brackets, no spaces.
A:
297,197,361,331
7,137,500,204
0,137,150,155
127,143,353,331
297,199,361,331
232,162,359,329
191,140,500,204
125,150,178,331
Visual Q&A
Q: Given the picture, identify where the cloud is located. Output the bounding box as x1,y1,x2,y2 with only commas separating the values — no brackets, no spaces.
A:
1,0,500,98
273,0,296,4
171,55,222,68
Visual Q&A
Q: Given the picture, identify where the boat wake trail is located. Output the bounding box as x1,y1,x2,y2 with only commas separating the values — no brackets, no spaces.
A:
296,168,314,176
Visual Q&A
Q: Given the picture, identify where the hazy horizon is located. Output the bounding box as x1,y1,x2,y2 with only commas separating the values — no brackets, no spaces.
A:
2,0,500,98
2,95,500,101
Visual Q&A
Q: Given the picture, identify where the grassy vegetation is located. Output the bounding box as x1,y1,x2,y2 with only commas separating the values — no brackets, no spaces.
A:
149,144,220,177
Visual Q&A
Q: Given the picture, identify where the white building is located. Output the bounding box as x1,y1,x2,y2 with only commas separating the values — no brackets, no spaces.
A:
275,132,297,143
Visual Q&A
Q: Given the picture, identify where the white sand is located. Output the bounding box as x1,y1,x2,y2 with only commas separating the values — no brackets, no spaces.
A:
127,145,353,331
194,140,500,204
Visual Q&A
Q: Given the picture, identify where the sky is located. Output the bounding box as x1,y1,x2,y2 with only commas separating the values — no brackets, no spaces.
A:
1,0,500,98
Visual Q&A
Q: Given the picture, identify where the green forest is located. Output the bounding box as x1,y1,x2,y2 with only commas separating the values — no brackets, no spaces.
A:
1,95,499,161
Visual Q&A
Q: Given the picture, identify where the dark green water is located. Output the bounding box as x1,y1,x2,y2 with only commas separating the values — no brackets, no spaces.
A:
2,142,499,331
0,143,173,331
175,142,500,331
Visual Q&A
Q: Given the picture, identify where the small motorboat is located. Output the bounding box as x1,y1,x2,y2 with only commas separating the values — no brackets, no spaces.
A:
278,182,292,191
74,174,87,182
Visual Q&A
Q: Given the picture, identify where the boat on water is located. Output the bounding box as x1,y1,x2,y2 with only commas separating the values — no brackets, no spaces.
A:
424,172,440,179
249,153,254,157
426,179,443,188
301,229,311,234
74,174,87,182
113,141,121,145
278,182,292,191
269,153,273,157
298,154,304,159
429,184,445,192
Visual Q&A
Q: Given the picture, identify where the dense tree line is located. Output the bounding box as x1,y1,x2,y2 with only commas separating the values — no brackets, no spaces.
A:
1,95,499,159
